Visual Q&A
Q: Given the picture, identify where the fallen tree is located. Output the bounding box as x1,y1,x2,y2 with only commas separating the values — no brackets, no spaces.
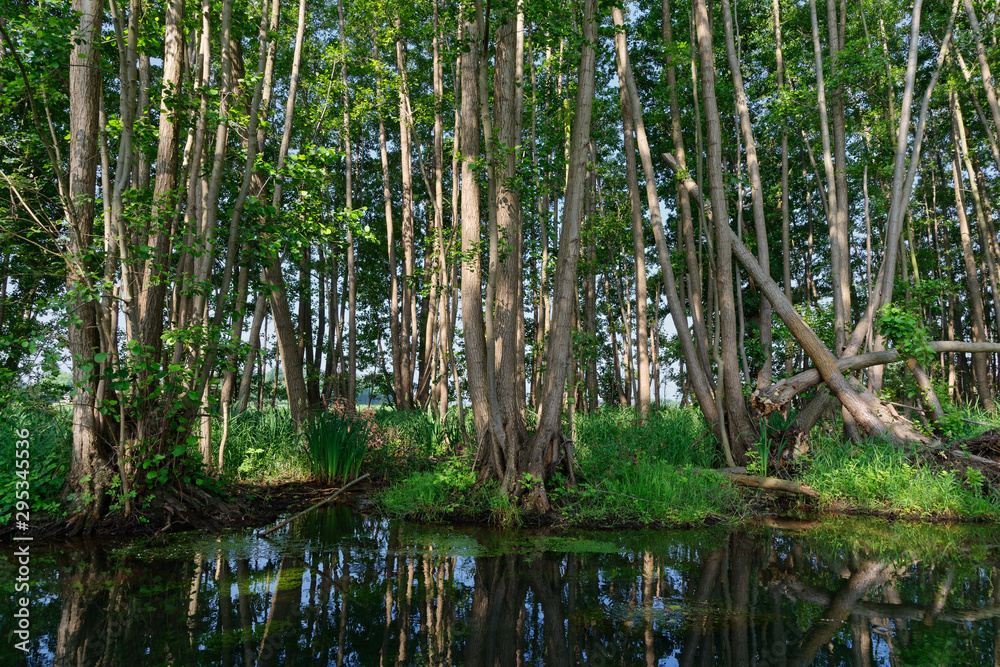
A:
663,153,935,447
750,342,1000,416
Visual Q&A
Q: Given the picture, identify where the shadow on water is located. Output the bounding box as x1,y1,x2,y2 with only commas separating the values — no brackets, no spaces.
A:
3,508,1000,665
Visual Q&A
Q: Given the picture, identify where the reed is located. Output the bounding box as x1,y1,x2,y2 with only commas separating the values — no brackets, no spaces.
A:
303,413,369,485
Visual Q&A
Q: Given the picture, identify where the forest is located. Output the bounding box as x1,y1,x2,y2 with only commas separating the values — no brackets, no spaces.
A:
2,0,1000,535
9,0,1000,662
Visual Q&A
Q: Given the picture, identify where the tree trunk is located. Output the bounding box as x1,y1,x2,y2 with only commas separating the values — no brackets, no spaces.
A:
663,0,712,383
491,7,529,462
460,0,507,486
66,0,108,529
263,0,310,426
950,92,995,411
693,0,757,459
614,29,651,420
397,24,417,410
720,0,771,388
524,0,597,511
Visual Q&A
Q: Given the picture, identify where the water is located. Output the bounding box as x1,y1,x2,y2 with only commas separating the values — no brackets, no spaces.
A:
2,508,999,665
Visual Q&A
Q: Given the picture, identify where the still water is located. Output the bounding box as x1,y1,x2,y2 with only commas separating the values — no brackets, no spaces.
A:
2,508,999,666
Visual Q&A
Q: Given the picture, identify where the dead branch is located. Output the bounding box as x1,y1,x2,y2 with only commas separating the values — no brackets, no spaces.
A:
715,470,820,498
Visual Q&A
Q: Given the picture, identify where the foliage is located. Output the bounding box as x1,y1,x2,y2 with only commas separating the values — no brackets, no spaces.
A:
302,412,369,485
215,408,307,481
801,434,1000,519
0,401,70,523
877,304,935,368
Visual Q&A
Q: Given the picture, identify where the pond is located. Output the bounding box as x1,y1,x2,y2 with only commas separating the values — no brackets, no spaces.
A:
2,508,998,665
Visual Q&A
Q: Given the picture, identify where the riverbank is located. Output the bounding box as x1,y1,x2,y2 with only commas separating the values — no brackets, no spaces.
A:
3,402,1000,538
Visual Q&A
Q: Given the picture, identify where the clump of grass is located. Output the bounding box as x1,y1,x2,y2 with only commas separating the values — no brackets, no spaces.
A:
574,405,718,481
376,458,476,522
569,461,743,526
216,407,307,480
303,413,369,485
801,435,1000,519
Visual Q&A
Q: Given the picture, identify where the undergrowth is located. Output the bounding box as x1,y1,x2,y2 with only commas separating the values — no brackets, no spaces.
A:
0,402,71,524
801,431,1000,519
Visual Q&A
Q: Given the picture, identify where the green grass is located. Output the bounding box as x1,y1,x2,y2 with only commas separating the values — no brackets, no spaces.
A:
801,433,1000,519
568,461,744,526
573,404,719,480
215,407,309,480
378,405,740,527
376,457,478,522
302,413,368,484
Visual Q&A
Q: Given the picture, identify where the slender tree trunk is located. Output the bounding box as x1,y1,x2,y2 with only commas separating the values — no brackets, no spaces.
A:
67,0,107,527
720,0,771,388
693,0,757,458
774,0,792,377
264,0,310,426
663,0,712,384
950,92,995,410
376,40,403,409
615,32,651,419
397,24,417,410
964,0,1000,146
339,0,357,409
525,0,598,511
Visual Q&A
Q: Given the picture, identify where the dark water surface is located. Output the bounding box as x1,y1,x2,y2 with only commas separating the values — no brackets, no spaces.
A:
3,508,999,665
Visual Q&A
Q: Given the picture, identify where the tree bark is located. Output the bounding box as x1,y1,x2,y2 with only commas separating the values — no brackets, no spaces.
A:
67,0,108,528
720,0,772,388
525,0,597,511
950,91,995,411
615,18,651,420
693,0,757,459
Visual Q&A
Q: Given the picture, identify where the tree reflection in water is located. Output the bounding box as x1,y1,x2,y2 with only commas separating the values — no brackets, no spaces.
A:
3,508,999,665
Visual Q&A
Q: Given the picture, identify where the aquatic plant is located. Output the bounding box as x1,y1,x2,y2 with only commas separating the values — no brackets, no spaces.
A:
303,412,369,485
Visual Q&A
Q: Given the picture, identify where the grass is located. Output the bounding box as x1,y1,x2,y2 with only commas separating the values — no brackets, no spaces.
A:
569,461,744,526
216,407,309,480
5,395,1000,528
378,404,741,527
801,432,1000,519
303,413,368,484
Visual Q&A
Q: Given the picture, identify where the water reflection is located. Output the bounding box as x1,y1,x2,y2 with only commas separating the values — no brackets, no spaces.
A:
2,509,999,665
